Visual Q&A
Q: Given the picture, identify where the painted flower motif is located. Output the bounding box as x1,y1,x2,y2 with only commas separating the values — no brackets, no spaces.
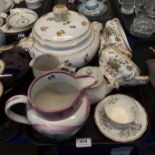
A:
81,21,87,26
70,25,76,29
48,74,56,80
56,30,65,36
63,20,71,25
40,26,49,32
46,17,54,21
84,54,89,63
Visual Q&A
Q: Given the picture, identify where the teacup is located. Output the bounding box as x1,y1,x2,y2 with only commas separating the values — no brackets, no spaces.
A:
29,53,76,78
25,0,41,9
5,70,96,122
103,94,138,127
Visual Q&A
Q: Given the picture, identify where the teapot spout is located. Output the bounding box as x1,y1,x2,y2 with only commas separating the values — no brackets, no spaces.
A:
134,76,149,85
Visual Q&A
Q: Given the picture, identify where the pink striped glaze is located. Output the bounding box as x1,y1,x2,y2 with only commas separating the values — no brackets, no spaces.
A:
27,70,95,120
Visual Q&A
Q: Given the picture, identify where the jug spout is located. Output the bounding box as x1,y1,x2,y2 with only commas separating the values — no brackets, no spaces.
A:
76,75,97,90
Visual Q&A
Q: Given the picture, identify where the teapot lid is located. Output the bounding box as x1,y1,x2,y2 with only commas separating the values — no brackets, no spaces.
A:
32,5,90,48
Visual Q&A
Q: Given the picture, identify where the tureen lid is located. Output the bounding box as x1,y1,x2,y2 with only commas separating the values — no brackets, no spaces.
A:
32,4,90,48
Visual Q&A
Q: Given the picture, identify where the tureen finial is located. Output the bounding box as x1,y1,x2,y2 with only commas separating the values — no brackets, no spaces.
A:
53,4,69,22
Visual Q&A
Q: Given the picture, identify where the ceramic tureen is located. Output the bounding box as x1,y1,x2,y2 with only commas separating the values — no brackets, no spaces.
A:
19,4,103,68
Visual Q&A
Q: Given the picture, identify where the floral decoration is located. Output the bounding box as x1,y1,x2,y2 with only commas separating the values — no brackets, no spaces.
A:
56,30,65,36
40,26,49,32
84,54,89,63
81,21,87,26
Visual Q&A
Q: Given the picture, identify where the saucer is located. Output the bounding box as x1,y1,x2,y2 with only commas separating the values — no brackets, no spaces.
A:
0,0,12,13
94,94,148,143
7,9,38,29
0,23,32,34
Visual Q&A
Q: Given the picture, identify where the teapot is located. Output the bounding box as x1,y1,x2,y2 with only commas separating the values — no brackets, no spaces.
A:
5,71,96,140
76,66,117,104
100,18,132,58
99,47,149,86
18,4,103,68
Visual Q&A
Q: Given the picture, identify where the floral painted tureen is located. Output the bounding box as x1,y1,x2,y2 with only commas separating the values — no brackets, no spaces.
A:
19,4,103,68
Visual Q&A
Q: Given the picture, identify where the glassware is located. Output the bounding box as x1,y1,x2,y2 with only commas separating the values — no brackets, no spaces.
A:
130,14,155,37
120,0,135,15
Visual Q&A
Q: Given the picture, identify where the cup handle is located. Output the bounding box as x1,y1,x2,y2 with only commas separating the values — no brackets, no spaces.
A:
76,75,97,90
5,95,30,125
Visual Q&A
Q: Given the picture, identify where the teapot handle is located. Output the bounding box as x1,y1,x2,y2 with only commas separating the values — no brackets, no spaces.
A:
5,95,30,125
99,66,119,88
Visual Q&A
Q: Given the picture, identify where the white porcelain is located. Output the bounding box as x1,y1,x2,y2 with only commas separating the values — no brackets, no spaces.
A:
94,94,148,143
0,0,13,13
5,71,96,140
29,53,76,78
0,17,4,27
25,0,41,10
99,47,149,86
100,18,132,58
103,94,137,125
78,0,107,17
7,8,38,29
76,66,115,104
18,4,103,68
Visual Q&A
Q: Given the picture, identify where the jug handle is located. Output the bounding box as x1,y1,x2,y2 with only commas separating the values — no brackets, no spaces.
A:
5,95,30,125
76,75,97,90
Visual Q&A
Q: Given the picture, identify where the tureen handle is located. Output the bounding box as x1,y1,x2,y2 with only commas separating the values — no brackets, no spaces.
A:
53,4,69,22
91,21,103,33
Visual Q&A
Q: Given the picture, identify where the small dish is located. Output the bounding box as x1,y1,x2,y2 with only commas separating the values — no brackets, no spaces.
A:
94,94,148,143
0,23,32,34
0,0,12,13
7,8,38,29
